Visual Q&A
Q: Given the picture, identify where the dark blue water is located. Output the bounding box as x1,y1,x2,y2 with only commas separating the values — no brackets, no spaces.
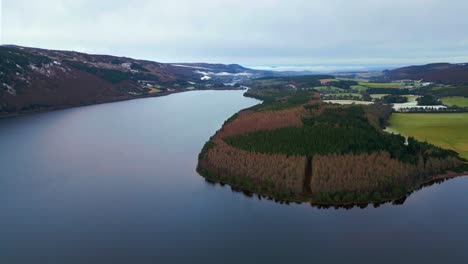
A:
1,90,468,264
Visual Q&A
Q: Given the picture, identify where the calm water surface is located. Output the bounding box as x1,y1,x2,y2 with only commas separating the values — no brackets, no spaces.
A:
1,90,468,263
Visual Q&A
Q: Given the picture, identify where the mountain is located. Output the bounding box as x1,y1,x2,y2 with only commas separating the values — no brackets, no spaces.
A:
381,63,468,85
0,45,271,118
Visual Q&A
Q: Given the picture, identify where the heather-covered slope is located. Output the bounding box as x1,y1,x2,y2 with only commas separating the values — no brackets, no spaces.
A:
382,63,468,85
0,46,270,117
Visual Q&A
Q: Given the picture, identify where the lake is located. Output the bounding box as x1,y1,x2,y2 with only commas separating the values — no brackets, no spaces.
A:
1,90,468,263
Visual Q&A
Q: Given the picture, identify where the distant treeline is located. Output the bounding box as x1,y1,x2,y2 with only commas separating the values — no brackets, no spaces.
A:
244,89,318,111
410,85,468,98
417,95,442,105
378,95,408,104
321,94,363,101
255,75,334,82
397,107,468,113
331,80,359,90
367,88,411,95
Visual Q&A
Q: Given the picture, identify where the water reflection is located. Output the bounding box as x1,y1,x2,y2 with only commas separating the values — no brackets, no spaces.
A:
205,175,464,209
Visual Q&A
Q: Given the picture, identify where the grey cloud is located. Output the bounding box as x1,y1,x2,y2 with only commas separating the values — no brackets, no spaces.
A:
2,0,468,66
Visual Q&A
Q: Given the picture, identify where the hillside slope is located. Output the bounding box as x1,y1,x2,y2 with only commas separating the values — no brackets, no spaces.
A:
0,46,270,117
382,63,468,85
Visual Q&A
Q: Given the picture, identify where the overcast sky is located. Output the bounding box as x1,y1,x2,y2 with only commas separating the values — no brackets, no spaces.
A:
2,0,468,68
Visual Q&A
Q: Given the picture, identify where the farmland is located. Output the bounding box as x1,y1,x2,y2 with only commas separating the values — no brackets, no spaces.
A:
358,82,404,89
350,85,369,91
323,100,372,105
388,113,468,159
370,94,389,99
441,96,468,107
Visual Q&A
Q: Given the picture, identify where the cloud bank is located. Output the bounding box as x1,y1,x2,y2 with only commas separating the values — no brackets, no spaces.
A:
3,0,468,66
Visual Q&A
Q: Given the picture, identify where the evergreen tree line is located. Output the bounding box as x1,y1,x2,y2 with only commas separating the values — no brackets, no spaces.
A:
321,94,363,101
224,105,461,165
331,80,359,90
367,88,410,95
398,107,468,113
377,95,408,104
244,90,316,111
417,95,442,105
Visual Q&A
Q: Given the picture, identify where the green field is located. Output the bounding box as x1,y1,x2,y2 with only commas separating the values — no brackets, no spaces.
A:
350,85,368,92
431,86,450,91
441,97,468,107
358,82,403,89
370,94,389,99
403,95,419,102
323,100,373,105
389,113,468,159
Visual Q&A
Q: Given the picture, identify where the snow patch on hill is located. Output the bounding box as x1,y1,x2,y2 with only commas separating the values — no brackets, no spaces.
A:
2,83,16,96
194,70,213,81
172,64,211,70
194,70,252,81
215,72,252,76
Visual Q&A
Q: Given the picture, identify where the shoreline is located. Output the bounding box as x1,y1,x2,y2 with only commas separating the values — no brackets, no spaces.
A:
198,165,468,207
310,171,468,207
0,87,245,120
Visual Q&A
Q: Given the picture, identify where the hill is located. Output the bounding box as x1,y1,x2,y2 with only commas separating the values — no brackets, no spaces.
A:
0,45,271,118
382,63,468,85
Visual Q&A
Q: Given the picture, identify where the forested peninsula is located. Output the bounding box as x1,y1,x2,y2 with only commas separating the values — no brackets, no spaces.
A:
197,76,468,205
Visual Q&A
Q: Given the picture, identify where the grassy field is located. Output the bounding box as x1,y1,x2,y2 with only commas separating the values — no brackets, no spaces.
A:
370,94,389,99
403,95,419,102
388,113,468,160
441,97,468,107
350,85,368,92
431,86,450,91
324,100,373,105
358,82,403,89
